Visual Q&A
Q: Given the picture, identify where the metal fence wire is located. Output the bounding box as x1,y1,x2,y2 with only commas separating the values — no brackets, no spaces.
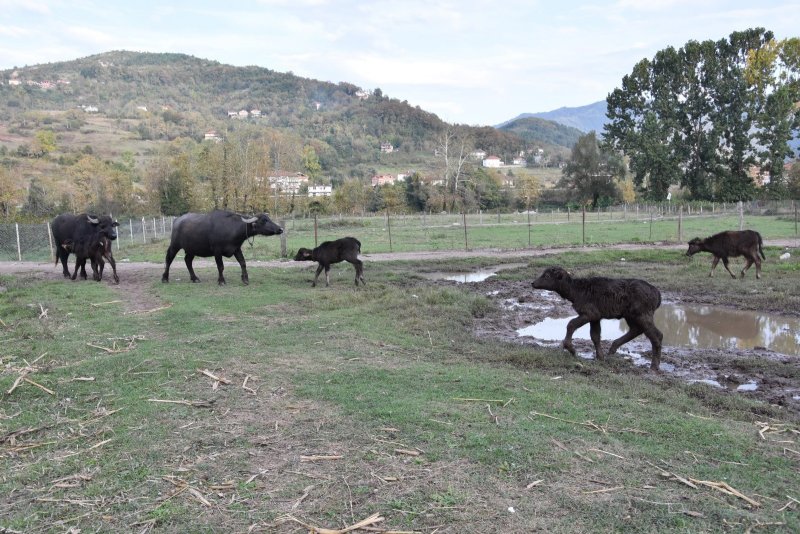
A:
0,200,797,262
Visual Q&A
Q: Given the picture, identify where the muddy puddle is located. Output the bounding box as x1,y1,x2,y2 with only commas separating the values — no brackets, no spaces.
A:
459,274,800,414
517,303,800,356
419,263,526,283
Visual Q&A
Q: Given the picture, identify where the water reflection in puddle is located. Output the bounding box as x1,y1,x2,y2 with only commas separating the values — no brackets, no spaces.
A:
517,302,800,356
421,263,526,283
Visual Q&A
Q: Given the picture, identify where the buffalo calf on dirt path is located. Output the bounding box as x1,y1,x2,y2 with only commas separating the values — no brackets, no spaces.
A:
531,266,664,370
63,236,119,284
51,213,119,279
294,237,365,287
686,230,765,279
162,210,283,285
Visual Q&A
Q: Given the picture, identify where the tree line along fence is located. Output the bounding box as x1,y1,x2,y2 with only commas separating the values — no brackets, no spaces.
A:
0,200,798,263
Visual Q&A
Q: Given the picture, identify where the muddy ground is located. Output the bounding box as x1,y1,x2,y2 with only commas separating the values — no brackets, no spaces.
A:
469,275,800,417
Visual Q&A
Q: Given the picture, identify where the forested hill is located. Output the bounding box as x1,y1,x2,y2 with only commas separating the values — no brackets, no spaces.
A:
497,117,584,148
0,51,574,163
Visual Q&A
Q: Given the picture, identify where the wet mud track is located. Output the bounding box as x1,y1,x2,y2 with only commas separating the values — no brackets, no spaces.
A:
469,277,800,416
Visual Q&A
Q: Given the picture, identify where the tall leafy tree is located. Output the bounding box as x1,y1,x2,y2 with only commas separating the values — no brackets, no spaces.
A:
605,28,788,201
560,132,624,208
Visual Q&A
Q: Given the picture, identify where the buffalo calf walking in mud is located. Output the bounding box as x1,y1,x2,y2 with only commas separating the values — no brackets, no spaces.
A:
686,230,765,279
294,237,365,287
532,266,664,370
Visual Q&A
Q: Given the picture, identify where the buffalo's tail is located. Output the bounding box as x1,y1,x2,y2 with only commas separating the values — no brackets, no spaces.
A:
757,232,766,260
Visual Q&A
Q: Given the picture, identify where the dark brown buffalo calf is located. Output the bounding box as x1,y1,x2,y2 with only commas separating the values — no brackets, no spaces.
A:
294,237,365,287
686,230,765,279
532,266,663,370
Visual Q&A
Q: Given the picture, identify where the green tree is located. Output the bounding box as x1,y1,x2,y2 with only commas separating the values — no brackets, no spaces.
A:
403,173,429,212
32,129,57,156
22,177,55,217
605,28,782,201
0,168,22,217
301,145,322,182
560,132,624,209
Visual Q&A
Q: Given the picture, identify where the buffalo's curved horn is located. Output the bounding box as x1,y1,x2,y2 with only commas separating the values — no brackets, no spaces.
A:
241,216,258,224
87,215,99,224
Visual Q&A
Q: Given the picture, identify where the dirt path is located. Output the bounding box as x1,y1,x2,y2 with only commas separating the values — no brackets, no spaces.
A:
1,238,796,278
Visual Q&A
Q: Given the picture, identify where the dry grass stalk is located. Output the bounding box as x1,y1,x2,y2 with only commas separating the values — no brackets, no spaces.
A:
199,368,231,384
187,487,212,507
583,486,624,494
688,478,760,507
776,495,799,512
124,303,173,315
90,300,123,307
394,449,420,456
71,376,95,382
453,397,508,404
588,448,626,460
147,398,214,408
242,375,257,394
526,479,544,489
529,411,608,433
38,304,48,319
50,473,93,489
292,484,314,510
23,377,54,395
280,512,385,534
6,374,26,394
300,455,343,462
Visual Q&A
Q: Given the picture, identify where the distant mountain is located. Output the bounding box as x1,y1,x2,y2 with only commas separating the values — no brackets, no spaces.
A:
499,101,608,135
497,116,584,149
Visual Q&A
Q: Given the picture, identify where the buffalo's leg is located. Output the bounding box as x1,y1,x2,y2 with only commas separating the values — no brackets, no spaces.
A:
184,254,200,283
233,248,248,285
162,246,180,283
640,318,663,370
563,315,589,357
324,265,331,286
312,264,324,287
589,320,604,361
740,257,753,279
215,254,226,285
104,252,119,284
351,259,365,285
608,323,643,356
755,256,762,279
57,248,71,278
709,256,720,277
721,257,737,279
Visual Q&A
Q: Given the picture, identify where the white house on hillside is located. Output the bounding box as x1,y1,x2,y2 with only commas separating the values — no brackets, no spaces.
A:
263,172,309,194
482,155,503,168
308,185,332,197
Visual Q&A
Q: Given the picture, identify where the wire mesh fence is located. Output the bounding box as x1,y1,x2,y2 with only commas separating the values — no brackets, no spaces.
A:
0,200,798,263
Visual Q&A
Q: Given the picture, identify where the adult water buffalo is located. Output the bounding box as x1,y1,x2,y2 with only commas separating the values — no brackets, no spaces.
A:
51,213,119,279
686,230,765,279
161,210,283,285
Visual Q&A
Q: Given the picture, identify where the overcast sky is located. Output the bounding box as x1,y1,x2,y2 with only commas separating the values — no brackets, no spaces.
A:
1,1,798,126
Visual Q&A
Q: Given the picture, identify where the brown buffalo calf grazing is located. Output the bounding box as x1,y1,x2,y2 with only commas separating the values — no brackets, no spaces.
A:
294,237,365,287
686,230,765,279
532,266,663,370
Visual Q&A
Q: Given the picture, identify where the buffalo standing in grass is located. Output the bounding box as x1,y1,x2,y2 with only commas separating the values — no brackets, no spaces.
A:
532,266,664,370
686,230,765,279
51,213,119,279
162,210,283,285
294,237,365,287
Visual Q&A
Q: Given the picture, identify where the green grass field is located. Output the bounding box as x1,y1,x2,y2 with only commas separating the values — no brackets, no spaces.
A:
1,248,798,532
